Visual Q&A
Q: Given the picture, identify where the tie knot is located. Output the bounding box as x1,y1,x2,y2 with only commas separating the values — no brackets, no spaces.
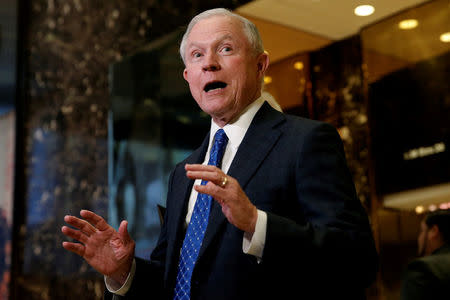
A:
214,129,228,145
208,129,228,168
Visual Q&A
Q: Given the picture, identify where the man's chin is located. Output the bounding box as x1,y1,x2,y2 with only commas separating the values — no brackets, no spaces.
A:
205,107,235,125
200,97,228,112
202,91,228,102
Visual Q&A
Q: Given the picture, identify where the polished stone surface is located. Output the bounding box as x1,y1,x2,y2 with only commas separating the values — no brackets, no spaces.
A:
311,36,371,208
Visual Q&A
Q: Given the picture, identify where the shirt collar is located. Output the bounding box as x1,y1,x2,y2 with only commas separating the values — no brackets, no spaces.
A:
209,96,265,151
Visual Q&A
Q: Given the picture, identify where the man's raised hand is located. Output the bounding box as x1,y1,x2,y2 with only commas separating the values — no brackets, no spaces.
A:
61,210,135,285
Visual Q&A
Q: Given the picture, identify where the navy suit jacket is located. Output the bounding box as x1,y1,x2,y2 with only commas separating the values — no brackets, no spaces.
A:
106,102,378,299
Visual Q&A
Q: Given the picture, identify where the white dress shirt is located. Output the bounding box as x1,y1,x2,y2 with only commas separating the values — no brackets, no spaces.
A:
106,96,268,295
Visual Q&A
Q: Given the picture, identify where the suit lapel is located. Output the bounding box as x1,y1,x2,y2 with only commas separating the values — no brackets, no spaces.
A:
166,133,210,282
227,103,285,189
173,133,210,233
198,102,285,259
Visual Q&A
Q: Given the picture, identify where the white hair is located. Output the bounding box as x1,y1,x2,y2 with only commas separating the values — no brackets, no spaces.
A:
179,8,264,64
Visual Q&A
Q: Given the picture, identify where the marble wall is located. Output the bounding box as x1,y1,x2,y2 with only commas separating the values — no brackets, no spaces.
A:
310,36,371,209
14,1,250,299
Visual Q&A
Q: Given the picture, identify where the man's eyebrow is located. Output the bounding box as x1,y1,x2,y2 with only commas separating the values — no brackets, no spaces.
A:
187,34,235,49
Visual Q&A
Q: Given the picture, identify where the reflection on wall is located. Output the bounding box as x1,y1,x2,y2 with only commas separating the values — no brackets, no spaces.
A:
369,52,450,196
264,53,312,117
362,0,450,205
362,0,449,83
109,29,209,259
310,36,371,208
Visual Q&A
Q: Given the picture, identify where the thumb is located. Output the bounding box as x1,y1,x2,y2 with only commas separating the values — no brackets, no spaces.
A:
118,220,132,243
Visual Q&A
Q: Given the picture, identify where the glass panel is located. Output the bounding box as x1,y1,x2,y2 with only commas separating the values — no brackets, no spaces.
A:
108,29,209,258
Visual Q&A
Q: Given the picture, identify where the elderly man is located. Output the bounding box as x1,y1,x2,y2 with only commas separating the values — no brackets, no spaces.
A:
401,210,450,300
62,8,378,300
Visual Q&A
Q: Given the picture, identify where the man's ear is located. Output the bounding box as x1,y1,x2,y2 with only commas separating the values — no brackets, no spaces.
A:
429,224,440,240
256,51,270,76
183,68,189,82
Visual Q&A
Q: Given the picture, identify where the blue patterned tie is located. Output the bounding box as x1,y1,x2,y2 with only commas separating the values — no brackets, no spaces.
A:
173,129,228,300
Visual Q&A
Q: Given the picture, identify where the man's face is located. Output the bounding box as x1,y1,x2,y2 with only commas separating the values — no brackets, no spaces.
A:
182,15,268,126
417,220,429,256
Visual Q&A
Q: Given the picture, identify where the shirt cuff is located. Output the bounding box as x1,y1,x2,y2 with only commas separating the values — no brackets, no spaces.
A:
104,258,136,296
243,209,267,260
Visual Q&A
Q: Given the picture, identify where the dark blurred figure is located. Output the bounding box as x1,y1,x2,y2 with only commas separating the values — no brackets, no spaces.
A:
401,209,450,300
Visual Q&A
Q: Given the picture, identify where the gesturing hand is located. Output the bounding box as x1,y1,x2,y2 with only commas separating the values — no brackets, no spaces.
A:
61,210,135,285
185,164,258,233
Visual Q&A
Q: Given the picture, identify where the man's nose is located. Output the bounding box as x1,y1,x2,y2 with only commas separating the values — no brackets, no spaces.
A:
202,53,221,71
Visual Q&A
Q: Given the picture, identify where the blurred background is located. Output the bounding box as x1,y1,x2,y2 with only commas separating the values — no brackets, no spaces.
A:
0,0,448,299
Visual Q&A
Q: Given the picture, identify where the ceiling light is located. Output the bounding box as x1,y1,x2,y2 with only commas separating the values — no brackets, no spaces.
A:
440,32,450,43
293,61,304,70
398,19,418,30
415,205,425,214
428,204,437,212
354,5,375,17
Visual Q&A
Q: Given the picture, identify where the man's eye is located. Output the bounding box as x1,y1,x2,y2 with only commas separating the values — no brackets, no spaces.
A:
220,47,232,53
193,52,202,58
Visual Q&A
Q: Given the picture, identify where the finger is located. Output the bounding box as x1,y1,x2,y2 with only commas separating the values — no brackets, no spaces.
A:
80,210,110,231
186,170,224,185
61,225,89,244
64,215,97,236
62,241,85,257
194,182,225,203
118,220,132,244
185,164,220,172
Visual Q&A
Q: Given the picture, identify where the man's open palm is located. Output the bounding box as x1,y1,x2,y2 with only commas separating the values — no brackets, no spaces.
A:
62,210,135,285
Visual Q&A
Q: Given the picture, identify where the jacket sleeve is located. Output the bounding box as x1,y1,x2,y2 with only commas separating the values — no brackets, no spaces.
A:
401,259,434,300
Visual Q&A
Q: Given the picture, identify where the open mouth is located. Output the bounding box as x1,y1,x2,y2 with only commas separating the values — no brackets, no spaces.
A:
204,81,227,92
